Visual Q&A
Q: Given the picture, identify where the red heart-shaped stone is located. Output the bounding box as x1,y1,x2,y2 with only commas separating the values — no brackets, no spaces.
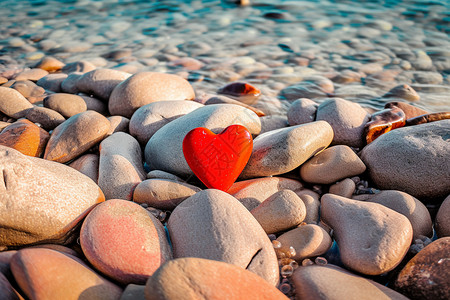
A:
183,124,253,192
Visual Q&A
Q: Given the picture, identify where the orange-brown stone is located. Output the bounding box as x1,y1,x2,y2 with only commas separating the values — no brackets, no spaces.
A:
364,107,406,144
0,119,49,157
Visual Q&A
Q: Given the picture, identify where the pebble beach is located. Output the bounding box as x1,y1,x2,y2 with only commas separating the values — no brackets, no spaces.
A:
0,0,449,299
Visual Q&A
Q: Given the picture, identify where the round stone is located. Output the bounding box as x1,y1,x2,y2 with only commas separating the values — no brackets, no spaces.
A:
145,258,288,300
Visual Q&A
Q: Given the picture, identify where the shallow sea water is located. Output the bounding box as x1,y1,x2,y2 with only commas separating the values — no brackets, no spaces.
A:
0,0,449,114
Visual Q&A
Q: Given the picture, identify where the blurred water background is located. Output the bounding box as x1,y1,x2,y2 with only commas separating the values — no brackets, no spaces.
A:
1,0,449,113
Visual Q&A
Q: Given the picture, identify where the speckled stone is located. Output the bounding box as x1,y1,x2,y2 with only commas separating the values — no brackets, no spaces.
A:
145,258,288,300
69,154,99,183
394,237,450,300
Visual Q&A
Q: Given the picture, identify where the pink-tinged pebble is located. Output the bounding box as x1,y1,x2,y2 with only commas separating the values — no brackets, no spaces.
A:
80,199,172,284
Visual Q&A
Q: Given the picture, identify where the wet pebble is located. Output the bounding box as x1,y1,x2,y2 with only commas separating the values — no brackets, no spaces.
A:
287,98,318,126
394,237,450,300
168,189,279,285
